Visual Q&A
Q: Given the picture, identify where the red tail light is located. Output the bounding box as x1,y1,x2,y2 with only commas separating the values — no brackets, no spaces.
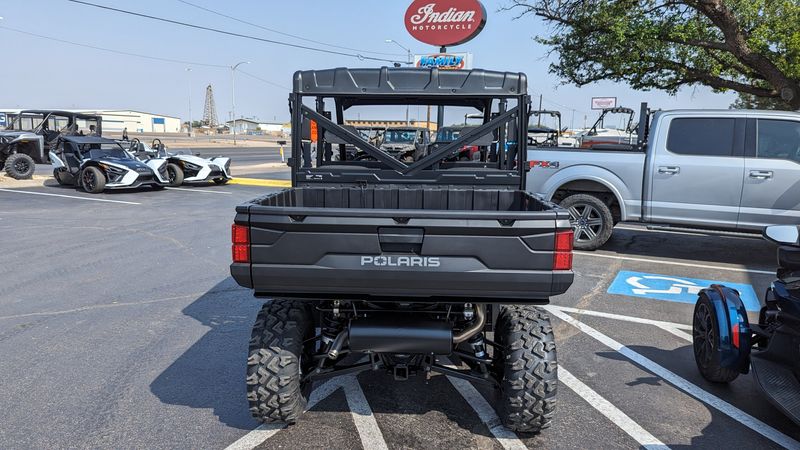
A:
554,230,573,270
231,224,250,263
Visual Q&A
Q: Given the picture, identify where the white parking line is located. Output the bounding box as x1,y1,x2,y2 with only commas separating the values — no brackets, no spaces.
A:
165,187,232,194
0,188,140,205
224,375,387,450
341,376,389,450
575,251,774,275
445,374,527,450
559,366,669,450
549,306,692,330
544,306,800,449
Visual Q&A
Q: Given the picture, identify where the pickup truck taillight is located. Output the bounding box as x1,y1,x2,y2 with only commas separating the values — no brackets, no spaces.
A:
554,230,574,270
231,224,250,263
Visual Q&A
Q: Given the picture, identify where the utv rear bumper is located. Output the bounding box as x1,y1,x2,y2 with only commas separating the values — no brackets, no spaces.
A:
231,262,573,303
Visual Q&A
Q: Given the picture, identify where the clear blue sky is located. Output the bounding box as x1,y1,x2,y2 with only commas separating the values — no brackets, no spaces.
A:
0,0,736,126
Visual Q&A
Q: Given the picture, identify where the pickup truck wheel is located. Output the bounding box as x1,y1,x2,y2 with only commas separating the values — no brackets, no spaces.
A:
560,194,613,250
494,305,557,433
246,299,314,424
4,153,36,180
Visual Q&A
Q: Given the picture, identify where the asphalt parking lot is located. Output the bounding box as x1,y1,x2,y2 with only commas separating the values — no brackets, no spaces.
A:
1,147,798,449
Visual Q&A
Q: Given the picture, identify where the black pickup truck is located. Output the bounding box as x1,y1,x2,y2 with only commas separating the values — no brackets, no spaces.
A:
230,67,574,432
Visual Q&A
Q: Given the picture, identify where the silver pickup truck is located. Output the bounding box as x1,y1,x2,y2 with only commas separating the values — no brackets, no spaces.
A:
527,105,800,249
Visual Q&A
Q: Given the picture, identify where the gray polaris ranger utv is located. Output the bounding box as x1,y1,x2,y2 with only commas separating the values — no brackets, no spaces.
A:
230,67,575,432
0,110,102,179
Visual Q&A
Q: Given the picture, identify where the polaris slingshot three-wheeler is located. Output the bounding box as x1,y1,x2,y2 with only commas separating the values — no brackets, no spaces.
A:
230,67,575,432
693,225,800,425
51,136,168,193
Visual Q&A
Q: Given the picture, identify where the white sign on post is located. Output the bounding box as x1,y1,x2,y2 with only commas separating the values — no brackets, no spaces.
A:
591,97,618,110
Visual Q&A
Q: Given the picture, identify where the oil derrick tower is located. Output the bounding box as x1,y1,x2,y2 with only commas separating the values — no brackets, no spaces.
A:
202,84,218,127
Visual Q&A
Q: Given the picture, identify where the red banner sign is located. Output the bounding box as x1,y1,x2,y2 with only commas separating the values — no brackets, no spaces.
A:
404,0,487,47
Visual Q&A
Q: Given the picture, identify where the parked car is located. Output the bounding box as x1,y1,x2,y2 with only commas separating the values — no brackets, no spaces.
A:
527,104,800,250
50,136,168,193
692,225,800,425
231,67,574,432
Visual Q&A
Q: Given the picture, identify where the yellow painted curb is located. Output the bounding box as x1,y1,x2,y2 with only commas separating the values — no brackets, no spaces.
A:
229,177,291,187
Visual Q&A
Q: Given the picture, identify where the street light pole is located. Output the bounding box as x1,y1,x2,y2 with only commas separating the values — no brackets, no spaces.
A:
231,61,250,146
186,68,192,136
386,39,413,125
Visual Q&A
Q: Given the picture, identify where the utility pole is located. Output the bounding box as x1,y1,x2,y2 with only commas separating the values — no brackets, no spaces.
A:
386,39,413,125
186,68,192,136
231,61,250,146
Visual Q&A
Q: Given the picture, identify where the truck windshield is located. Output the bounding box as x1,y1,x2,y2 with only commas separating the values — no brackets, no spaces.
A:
384,130,416,143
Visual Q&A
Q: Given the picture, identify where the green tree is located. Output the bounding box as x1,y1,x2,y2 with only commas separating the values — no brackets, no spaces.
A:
507,0,800,109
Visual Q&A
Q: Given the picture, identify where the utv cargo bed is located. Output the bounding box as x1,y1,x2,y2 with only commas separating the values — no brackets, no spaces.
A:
231,185,572,302
230,67,575,305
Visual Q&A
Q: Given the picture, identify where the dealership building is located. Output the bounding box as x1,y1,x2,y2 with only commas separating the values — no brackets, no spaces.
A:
0,109,182,133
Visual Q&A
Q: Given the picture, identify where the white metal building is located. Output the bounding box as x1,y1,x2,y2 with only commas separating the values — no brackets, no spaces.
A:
0,109,182,133
225,119,284,134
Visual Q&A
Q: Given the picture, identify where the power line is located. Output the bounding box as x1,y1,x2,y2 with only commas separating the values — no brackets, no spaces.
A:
66,0,406,65
0,25,228,68
238,69,289,90
0,25,289,90
176,0,406,57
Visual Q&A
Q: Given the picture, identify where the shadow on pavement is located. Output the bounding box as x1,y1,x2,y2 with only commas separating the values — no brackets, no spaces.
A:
595,344,800,447
604,226,774,270
150,277,264,430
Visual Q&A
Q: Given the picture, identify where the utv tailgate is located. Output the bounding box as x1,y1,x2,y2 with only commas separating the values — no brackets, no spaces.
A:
231,187,573,303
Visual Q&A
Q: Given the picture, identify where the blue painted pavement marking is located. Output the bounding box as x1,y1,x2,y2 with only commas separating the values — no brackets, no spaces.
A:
608,270,761,312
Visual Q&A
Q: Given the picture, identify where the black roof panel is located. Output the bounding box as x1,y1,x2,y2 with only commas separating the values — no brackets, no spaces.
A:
293,67,526,98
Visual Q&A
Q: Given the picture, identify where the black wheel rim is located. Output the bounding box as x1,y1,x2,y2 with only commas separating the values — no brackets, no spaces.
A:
693,303,715,367
167,167,176,183
567,203,604,242
82,170,96,190
14,159,30,174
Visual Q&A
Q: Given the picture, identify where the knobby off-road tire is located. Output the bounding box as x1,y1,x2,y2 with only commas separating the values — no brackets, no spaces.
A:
692,294,740,383
495,305,558,433
4,153,36,180
560,193,614,251
246,299,314,424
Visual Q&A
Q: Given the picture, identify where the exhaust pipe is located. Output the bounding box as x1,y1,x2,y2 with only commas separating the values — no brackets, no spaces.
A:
452,304,485,344
349,317,453,355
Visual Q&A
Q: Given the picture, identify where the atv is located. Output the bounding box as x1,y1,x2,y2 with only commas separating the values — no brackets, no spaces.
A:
50,136,168,193
692,225,800,425
129,138,231,186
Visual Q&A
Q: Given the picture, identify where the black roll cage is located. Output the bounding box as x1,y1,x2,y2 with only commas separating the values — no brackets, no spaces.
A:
289,67,531,189
587,107,635,136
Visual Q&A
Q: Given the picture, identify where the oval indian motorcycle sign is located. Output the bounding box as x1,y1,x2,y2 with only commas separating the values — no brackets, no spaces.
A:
404,0,487,47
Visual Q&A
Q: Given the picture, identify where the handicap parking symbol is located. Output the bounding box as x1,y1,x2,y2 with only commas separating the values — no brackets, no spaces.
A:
608,270,761,311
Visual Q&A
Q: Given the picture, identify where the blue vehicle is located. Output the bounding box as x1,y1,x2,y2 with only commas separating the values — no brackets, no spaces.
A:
692,225,800,425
